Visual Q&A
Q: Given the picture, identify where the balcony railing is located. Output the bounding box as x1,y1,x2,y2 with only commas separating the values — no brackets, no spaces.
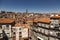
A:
32,28,60,39
36,25,60,31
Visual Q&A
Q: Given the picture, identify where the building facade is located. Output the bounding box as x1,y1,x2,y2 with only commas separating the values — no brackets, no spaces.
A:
31,14,60,40
0,18,15,40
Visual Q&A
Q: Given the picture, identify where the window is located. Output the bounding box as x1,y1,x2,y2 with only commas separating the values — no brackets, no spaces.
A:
42,24,45,27
56,32,60,37
19,28,21,30
2,25,6,29
55,20,58,24
13,32,15,35
38,27,40,32
55,24,59,27
50,31,53,35
38,38,41,40
38,23,41,26
19,32,21,34
40,28,42,32
0,34,1,37
13,28,16,31
6,25,9,27
0,25,2,29
45,29,49,35
12,28,16,32
41,29,44,33
50,31,57,36
51,20,58,24
51,20,54,23
6,25,9,30
46,24,49,28
50,25,54,28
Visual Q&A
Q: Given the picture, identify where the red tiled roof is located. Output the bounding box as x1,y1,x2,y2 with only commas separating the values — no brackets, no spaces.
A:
0,18,14,23
13,23,30,28
14,23,22,27
38,17,50,23
23,24,30,28
26,19,33,23
34,18,39,22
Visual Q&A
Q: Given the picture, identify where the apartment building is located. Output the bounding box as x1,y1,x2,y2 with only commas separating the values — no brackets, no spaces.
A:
0,18,30,40
12,23,30,40
0,18,15,40
12,23,23,40
31,14,60,40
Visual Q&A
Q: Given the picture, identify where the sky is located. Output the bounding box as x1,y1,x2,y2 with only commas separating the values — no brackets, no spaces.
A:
0,0,60,13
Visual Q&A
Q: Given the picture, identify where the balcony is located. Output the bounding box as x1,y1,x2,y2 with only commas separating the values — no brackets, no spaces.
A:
32,28,60,39
0,30,2,33
56,32,60,38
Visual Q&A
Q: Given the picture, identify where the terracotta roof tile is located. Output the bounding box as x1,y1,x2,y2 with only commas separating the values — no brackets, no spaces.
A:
0,18,14,23
26,19,33,23
23,24,30,28
14,23,30,28
14,23,22,27
34,18,39,22
38,17,50,23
